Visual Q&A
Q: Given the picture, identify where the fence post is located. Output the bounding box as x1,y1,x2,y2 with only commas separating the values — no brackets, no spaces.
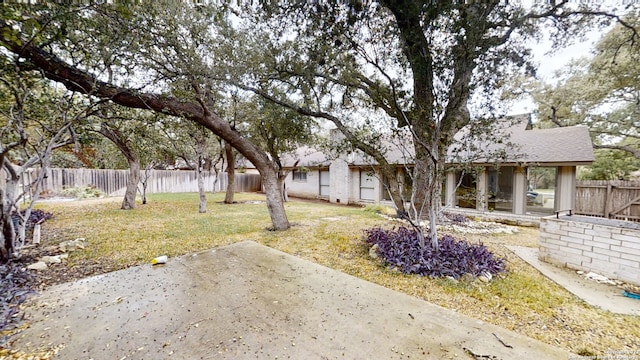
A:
605,183,612,218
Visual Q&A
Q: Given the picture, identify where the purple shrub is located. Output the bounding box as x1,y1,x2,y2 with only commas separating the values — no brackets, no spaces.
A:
0,263,35,340
364,226,505,279
11,209,53,232
444,212,467,223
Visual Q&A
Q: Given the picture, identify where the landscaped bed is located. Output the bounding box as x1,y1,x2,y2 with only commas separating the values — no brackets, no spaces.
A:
2,192,639,358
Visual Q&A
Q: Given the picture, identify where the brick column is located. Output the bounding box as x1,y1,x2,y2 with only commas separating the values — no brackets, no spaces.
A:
513,166,527,215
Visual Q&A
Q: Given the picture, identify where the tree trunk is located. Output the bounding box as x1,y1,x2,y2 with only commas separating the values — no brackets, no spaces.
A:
278,175,288,202
0,177,18,262
262,167,290,230
224,141,235,204
379,165,407,219
0,194,13,263
0,213,15,263
409,144,442,248
139,165,152,205
197,156,207,213
122,159,140,210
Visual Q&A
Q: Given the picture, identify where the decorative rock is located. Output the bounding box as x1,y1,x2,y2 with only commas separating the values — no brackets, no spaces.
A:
40,255,62,264
478,271,493,283
59,238,86,252
27,261,48,270
368,244,379,260
585,272,617,285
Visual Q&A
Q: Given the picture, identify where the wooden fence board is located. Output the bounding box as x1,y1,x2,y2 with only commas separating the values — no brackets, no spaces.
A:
575,180,640,222
23,168,261,197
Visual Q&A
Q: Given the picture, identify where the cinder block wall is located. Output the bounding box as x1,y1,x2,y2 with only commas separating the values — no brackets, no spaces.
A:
539,216,640,286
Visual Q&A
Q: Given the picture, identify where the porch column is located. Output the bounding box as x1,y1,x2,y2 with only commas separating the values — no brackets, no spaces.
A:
555,166,576,211
445,171,457,208
329,159,351,204
513,166,527,215
476,167,488,211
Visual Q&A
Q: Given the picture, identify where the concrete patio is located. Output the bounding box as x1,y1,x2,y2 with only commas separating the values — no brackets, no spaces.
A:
12,241,571,359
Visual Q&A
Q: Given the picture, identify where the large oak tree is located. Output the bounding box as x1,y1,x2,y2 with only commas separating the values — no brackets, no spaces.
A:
231,1,626,246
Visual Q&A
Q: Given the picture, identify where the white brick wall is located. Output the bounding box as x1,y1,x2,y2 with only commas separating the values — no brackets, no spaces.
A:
539,216,640,286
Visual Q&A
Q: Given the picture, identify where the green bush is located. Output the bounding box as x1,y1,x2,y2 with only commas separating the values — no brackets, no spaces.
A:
60,185,104,199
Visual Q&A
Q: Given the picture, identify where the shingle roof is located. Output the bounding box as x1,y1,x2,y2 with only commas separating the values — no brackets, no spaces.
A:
272,114,595,168
448,115,595,165
509,124,595,164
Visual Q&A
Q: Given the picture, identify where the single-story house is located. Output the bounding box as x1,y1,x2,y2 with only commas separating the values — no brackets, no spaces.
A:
280,114,595,216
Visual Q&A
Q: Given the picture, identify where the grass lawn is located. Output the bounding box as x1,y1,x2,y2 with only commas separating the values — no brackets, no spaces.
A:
30,192,640,356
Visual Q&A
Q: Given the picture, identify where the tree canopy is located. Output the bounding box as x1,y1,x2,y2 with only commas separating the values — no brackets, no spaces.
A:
531,11,640,179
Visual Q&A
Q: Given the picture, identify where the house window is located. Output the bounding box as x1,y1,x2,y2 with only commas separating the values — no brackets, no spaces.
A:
292,169,307,182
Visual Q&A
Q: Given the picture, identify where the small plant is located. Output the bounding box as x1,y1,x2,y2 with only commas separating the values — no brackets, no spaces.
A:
364,226,506,279
11,209,53,232
60,185,104,199
362,204,395,216
444,212,467,223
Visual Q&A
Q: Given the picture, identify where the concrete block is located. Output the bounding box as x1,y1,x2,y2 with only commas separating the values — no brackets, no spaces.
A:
539,233,561,241
561,255,588,267
612,233,640,242
543,238,569,248
540,221,562,230
619,252,640,263
621,240,640,250
590,236,622,246
588,259,618,277
539,243,560,251
559,246,584,255
560,225,583,233
565,262,584,270
563,232,593,241
614,246,640,257
616,257,640,269
585,228,620,237
544,228,569,237
567,242,593,252
581,251,610,262
614,266,640,286
621,228,640,236
593,247,621,258
594,224,622,235
583,240,611,250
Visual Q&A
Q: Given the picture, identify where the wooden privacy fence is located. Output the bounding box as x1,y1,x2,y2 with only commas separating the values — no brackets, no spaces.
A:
23,168,262,197
575,180,640,222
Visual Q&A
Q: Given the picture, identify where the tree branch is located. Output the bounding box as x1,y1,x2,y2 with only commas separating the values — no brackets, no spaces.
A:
595,144,640,159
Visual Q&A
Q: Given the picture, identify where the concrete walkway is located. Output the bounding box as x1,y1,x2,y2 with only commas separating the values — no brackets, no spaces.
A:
14,241,570,359
508,246,640,316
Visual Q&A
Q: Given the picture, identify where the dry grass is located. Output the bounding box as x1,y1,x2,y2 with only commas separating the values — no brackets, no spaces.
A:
29,193,640,356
